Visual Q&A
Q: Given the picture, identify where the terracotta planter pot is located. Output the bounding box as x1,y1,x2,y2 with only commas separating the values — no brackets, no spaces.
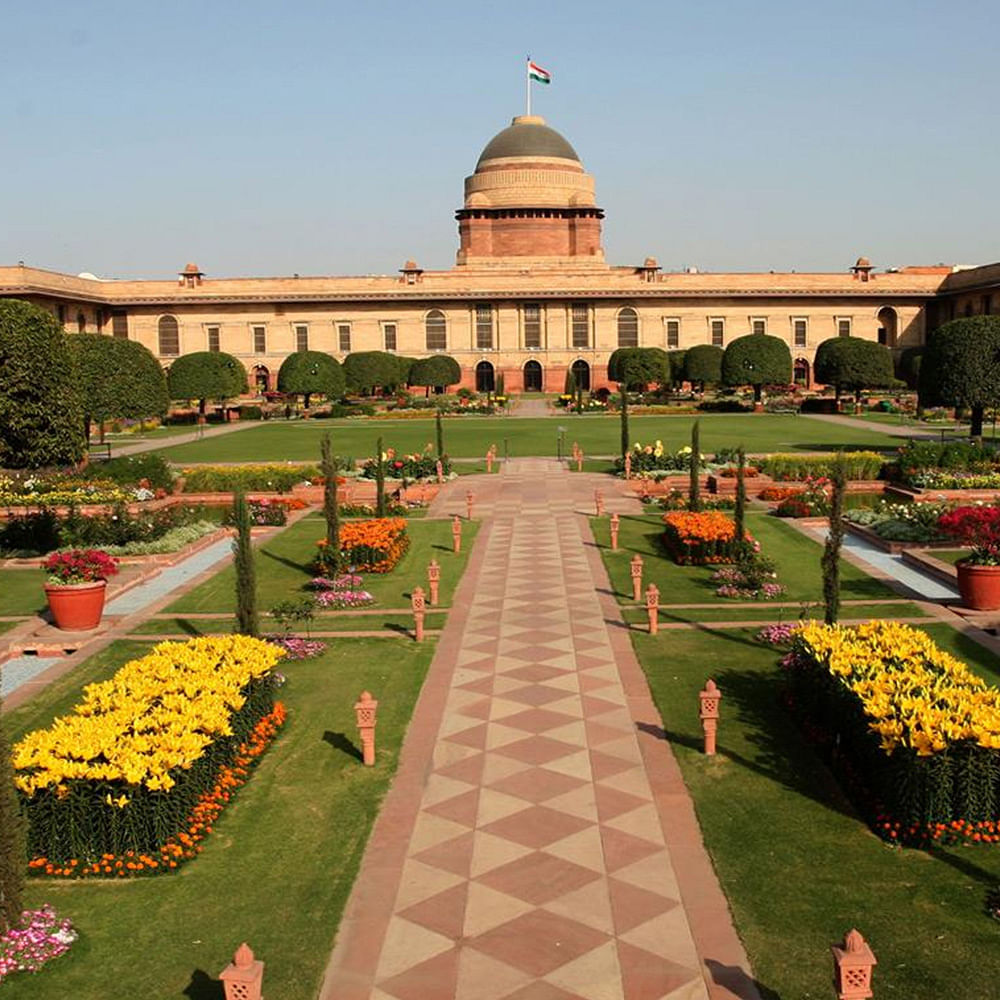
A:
44,581,108,630
955,561,1000,611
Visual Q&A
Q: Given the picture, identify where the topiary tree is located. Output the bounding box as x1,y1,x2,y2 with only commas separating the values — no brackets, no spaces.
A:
896,346,923,391
919,317,1000,439
69,334,168,442
722,334,792,405
0,689,26,935
813,338,896,405
683,345,724,391
667,349,688,389
607,347,670,389
167,350,248,417
343,351,399,396
390,356,415,392
409,355,461,397
0,299,84,468
277,351,346,409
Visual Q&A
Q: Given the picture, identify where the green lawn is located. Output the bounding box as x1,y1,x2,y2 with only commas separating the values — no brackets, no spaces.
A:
128,611,448,636
630,622,1000,999
620,600,928,625
929,549,967,566
0,569,45,615
150,414,901,464
166,515,478,614
3,636,435,1000
592,511,895,605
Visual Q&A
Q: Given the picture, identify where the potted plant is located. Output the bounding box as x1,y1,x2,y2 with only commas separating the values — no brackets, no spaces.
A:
937,506,1000,610
42,549,119,630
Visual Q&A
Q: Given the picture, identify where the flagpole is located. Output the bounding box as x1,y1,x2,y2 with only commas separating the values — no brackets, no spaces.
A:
525,55,531,116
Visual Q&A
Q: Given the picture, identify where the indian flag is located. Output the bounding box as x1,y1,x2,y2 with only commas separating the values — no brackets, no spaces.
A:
528,60,551,85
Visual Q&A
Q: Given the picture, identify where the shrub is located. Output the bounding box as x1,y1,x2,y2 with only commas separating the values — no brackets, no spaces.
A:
683,345,724,389
607,347,670,388
615,440,700,476
409,355,461,393
0,299,84,469
277,351,345,407
697,399,751,413
323,518,409,573
181,464,319,493
760,452,884,481
787,621,1000,844
13,636,283,864
813,338,896,403
895,440,998,485
361,448,447,480
721,334,792,403
98,453,174,492
661,511,753,565
343,351,400,395
167,352,248,416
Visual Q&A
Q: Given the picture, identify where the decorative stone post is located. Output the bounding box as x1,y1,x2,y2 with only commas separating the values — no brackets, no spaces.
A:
572,441,579,461
610,513,620,551
630,554,643,601
645,583,659,635
832,929,877,1000
486,449,493,474
452,515,462,553
412,586,426,641
436,459,444,484
220,942,264,1000
624,453,632,480
466,490,474,520
427,559,440,606
354,691,378,766
594,489,604,516
577,451,584,473
699,679,722,756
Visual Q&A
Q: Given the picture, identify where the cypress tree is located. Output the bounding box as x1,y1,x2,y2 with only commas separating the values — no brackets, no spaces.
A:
0,692,26,935
320,432,340,562
689,420,702,512
822,454,848,625
232,489,259,637
564,368,575,395
619,384,630,461
734,444,747,550
375,436,387,517
575,376,584,414
435,410,445,460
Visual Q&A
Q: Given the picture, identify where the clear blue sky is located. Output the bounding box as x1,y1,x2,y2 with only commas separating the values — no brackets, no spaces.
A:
4,0,998,278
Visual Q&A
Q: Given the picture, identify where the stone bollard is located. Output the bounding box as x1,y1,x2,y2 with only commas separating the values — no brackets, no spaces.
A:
630,554,644,601
577,451,583,473
610,513,620,551
436,459,444,484
427,559,440,606
486,450,493,474
699,679,722,756
452,515,462,553
354,691,378,766
572,441,579,461
412,586,426,641
466,490,474,520
645,583,660,635
624,453,632,480
220,942,264,1000
595,489,604,516
832,929,877,1000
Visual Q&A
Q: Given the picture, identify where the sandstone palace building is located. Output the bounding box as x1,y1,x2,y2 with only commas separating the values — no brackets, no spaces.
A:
2,114,999,394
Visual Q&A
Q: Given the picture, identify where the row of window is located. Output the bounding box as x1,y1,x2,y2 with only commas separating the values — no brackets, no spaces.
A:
155,309,856,357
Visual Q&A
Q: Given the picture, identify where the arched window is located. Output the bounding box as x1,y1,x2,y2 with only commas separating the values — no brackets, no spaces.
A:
571,359,591,391
252,365,270,393
425,310,447,351
876,306,898,348
523,360,543,392
475,361,495,393
158,315,180,356
617,308,639,347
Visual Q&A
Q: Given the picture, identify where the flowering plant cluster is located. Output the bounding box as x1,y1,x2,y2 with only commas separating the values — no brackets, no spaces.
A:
267,637,326,660
844,499,951,543
773,477,831,518
661,511,754,565
319,518,409,573
785,620,1000,843
315,588,375,608
28,703,286,877
0,474,134,508
911,471,1000,489
14,636,283,864
614,441,704,477
757,486,801,502
654,490,735,512
717,466,759,479
182,464,319,494
755,622,799,646
361,445,449,481
712,555,784,599
0,906,77,983
937,506,1000,565
43,548,119,585
222,497,304,527
309,574,363,590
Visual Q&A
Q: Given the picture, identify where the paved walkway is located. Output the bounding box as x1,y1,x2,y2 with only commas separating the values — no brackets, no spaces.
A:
322,460,756,1000
799,411,967,440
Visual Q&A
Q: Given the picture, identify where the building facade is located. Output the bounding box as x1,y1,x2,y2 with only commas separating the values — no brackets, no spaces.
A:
1,114,996,394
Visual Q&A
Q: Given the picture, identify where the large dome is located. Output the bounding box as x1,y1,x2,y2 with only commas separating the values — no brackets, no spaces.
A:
476,115,580,167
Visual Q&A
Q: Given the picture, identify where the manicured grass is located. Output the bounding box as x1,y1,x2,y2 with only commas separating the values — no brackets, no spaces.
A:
166,515,478,614
930,549,968,566
150,414,901,463
128,612,448,636
3,635,436,1000
0,569,45,615
592,512,894,605
630,623,1000,999
0,619,25,635
620,601,928,624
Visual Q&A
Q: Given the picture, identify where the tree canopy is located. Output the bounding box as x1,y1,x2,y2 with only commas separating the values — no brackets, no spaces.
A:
167,351,248,414
896,346,923,390
607,347,670,388
721,334,792,403
276,351,346,408
683,345,724,389
69,334,168,438
0,299,84,468
408,355,462,392
813,337,896,402
919,316,1000,437
343,351,400,395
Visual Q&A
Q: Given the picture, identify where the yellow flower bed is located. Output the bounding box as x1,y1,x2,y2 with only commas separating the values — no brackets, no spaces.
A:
14,636,284,797
795,620,1000,756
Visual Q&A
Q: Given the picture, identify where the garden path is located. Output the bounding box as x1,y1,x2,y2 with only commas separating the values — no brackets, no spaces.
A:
511,396,551,418
799,411,967,440
322,459,756,1000
105,418,257,457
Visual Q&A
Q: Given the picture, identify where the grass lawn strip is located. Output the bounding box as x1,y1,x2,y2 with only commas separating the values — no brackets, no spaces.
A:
2,635,436,1000
125,612,447,636
151,413,901,464
0,569,46,616
628,622,1000,999
619,601,929,625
